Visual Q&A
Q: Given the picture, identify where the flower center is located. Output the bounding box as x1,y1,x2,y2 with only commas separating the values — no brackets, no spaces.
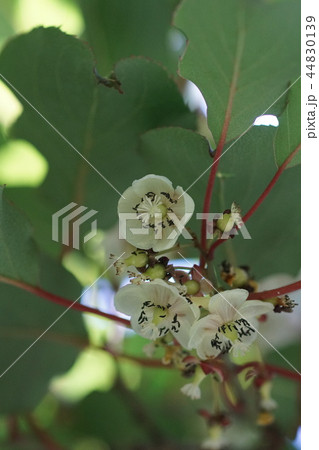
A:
137,300,180,339
218,321,239,342
218,318,255,343
136,193,167,222
152,305,168,325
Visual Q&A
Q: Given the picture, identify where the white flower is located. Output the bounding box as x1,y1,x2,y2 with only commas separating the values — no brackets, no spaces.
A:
202,425,228,450
114,279,199,347
257,273,300,352
180,366,206,400
181,383,201,400
259,381,277,411
118,175,195,251
189,289,273,360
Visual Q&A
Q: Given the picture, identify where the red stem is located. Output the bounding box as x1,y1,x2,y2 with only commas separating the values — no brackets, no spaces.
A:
8,416,20,443
242,144,301,223
248,281,301,300
107,349,300,382
237,362,300,382
0,275,130,327
200,25,245,268
265,363,301,381
208,143,301,260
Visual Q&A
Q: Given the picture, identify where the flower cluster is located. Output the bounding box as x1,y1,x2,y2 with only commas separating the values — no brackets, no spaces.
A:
110,174,297,448
114,175,273,367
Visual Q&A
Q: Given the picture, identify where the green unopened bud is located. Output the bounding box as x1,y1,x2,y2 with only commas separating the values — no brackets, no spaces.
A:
216,213,235,233
144,263,166,280
124,251,148,268
232,267,249,288
184,280,200,295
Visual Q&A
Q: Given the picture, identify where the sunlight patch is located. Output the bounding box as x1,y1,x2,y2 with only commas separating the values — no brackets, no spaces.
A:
253,115,279,127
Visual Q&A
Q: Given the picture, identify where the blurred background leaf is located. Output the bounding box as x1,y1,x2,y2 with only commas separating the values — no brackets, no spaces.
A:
0,0,300,448
0,256,88,413
275,79,301,168
0,186,38,284
175,0,300,145
80,0,185,75
215,126,300,279
138,125,300,278
0,27,195,257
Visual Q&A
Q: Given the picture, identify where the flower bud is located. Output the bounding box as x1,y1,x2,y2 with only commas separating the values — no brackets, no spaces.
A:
185,280,200,295
216,213,235,233
144,263,166,280
124,251,148,268
232,267,249,288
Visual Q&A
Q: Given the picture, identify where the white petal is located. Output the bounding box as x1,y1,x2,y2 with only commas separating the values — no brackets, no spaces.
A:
132,174,174,197
196,334,222,360
114,283,145,315
232,317,259,355
180,383,201,400
123,225,158,250
188,315,221,349
170,296,199,323
151,228,179,251
171,320,192,347
139,323,161,340
148,279,180,306
236,299,273,320
208,289,249,322
118,186,140,214
172,186,195,218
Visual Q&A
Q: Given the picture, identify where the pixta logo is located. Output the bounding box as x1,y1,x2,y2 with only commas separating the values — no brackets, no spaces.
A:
52,202,98,249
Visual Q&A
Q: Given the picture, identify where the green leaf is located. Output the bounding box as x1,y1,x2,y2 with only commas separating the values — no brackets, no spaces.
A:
0,183,88,413
80,0,183,75
266,343,300,439
175,0,300,144
214,126,300,278
138,126,211,233
0,3,15,48
0,255,88,413
0,185,38,284
275,79,301,168
140,125,300,278
0,27,195,255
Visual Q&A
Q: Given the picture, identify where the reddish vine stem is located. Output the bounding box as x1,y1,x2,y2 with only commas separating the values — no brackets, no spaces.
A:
200,24,246,268
242,144,301,222
8,416,20,443
106,348,300,382
26,414,65,450
208,143,301,260
237,362,301,382
105,346,173,369
0,275,130,327
248,281,301,300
